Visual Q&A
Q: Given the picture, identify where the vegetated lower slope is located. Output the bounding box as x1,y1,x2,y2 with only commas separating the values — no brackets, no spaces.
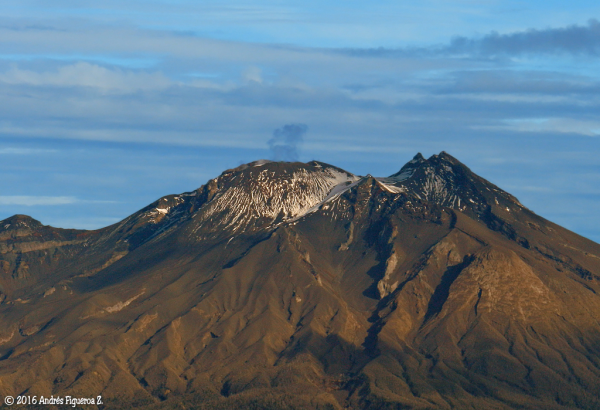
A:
1,154,600,410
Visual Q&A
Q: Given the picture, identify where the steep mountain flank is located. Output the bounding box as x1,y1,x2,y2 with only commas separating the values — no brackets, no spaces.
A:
0,153,599,409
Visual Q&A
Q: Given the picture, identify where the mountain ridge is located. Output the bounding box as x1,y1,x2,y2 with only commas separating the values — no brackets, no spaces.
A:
1,152,600,409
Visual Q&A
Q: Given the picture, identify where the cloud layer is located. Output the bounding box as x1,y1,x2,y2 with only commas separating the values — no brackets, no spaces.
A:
0,5,598,242
450,19,600,56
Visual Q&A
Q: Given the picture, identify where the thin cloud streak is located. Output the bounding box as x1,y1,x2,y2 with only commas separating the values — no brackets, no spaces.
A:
0,196,118,206
0,62,171,92
0,196,77,206
0,147,58,155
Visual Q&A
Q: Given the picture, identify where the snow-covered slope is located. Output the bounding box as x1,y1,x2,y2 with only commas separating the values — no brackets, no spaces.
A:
192,161,360,234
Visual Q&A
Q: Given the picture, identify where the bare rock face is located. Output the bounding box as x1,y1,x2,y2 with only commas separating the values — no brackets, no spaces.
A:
1,153,600,409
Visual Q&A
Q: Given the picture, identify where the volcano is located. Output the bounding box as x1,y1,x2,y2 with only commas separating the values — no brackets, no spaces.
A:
1,152,600,409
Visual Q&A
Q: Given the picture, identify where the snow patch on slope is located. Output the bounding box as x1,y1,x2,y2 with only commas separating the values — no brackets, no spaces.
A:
196,167,360,232
292,177,364,221
419,167,460,208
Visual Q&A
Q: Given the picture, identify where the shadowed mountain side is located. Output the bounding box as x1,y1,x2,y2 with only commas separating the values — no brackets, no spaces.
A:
1,154,600,409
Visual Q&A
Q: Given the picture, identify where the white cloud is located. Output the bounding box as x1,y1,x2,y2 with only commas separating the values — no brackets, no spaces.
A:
500,117,600,136
243,66,263,84
0,196,78,206
0,147,57,154
0,62,172,93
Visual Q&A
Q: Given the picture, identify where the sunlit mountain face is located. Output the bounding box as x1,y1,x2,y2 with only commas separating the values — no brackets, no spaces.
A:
1,153,600,409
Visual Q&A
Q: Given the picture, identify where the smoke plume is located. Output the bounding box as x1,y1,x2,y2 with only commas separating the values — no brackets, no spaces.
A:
268,123,308,161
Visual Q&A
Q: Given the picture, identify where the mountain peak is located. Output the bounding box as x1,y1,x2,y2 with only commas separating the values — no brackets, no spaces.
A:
390,152,458,178
386,151,464,182
189,160,359,235
378,152,525,225
0,214,43,231
426,151,464,167
123,153,526,246
434,150,450,157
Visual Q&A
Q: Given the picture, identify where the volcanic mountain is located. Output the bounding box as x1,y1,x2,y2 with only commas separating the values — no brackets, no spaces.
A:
1,152,600,409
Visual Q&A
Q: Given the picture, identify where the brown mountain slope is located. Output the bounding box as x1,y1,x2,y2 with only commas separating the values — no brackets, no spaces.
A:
0,154,599,409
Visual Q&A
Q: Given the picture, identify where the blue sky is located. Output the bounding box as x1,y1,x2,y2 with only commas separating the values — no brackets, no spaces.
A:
1,1,599,243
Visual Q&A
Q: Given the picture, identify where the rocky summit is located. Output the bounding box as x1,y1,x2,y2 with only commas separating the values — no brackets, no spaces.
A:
1,152,600,409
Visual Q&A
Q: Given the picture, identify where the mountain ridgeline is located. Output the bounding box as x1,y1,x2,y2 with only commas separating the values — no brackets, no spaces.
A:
1,152,600,409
